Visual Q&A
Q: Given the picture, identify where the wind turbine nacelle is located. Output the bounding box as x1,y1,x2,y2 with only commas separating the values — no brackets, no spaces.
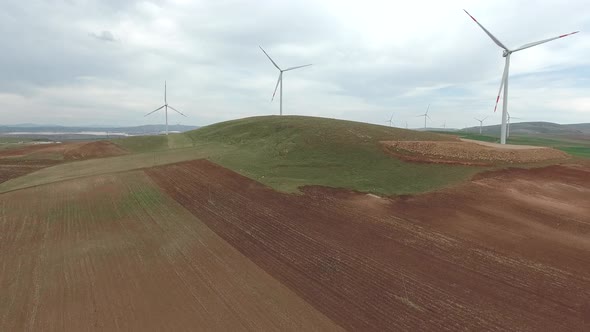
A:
502,50,511,57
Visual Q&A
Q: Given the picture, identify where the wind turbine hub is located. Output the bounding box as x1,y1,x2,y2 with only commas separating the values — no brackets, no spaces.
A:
502,50,511,57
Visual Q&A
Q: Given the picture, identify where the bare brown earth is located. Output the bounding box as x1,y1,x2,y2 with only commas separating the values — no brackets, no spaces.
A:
0,141,127,184
0,159,60,184
147,160,590,331
382,140,570,165
0,171,340,331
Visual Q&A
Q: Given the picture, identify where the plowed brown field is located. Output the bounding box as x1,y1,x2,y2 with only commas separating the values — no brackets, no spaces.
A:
0,172,339,331
382,140,570,165
147,160,590,331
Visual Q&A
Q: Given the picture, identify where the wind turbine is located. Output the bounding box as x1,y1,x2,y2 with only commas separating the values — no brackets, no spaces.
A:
464,9,578,144
417,104,431,129
259,46,312,116
507,112,523,138
474,116,488,134
144,81,186,135
385,112,394,127
441,121,446,129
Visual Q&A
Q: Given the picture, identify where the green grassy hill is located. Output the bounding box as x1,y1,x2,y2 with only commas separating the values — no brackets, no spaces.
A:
178,116,479,195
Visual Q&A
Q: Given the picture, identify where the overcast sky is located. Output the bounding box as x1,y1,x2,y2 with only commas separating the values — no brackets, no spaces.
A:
1,0,588,128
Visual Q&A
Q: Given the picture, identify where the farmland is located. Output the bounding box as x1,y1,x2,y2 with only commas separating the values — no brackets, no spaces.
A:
0,141,127,186
2,116,590,330
0,171,339,331
146,159,590,331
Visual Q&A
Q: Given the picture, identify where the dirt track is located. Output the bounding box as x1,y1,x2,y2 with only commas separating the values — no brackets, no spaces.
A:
147,160,590,331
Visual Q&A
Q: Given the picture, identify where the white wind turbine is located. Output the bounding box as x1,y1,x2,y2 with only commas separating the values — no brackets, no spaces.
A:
507,112,523,138
259,46,312,116
464,9,578,144
474,116,488,134
144,81,186,135
417,104,431,129
385,112,394,127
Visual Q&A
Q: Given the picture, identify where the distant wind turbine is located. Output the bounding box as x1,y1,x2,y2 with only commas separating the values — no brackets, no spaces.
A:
259,46,312,116
385,112,394,127
441,121,446,129
507,112,523,138
417,104,431,129
405,121,408,129
474,116,488,134
144,81,186,135
464,9,578,144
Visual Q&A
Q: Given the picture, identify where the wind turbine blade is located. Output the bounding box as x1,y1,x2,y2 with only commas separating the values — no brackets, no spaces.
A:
494,61,509,112
259,46,281,70
284,64,313,71
271,72,282,101
425,104,430,115
474,117,480,122
512,31,579,52
483,116,488,121
389,113,394,121
164,81,167,104
463,9,509,51
145,105,165,117
168,105,187,117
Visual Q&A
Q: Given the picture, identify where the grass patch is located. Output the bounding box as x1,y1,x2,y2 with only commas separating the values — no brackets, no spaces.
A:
112,135,169,153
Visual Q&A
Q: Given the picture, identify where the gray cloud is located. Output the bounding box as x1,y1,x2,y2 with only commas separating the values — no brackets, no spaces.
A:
91,30,116,42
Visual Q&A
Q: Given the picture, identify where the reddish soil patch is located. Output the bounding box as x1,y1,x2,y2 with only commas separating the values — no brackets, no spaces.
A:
147,160,590,331
382,140,570,165
62,141,127,160
0,159,60,184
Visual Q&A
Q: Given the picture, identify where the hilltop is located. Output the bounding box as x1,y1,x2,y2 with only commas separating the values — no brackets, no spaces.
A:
180,116,483,194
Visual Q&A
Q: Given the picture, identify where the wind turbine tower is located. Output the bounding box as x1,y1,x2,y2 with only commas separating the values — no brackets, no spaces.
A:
417,104,431,129
144,81,187,135
474,116,488,134
464,9,578,144
507,112,523,138
260,46,312,116
385,112,394,127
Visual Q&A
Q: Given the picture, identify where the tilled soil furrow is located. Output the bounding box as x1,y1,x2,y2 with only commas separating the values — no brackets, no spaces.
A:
147,160,590,331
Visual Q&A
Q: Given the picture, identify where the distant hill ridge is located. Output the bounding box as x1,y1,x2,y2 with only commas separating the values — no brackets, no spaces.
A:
461,121,590,135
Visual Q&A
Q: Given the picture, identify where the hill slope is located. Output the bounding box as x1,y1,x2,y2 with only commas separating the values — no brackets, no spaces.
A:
179,116,481,194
